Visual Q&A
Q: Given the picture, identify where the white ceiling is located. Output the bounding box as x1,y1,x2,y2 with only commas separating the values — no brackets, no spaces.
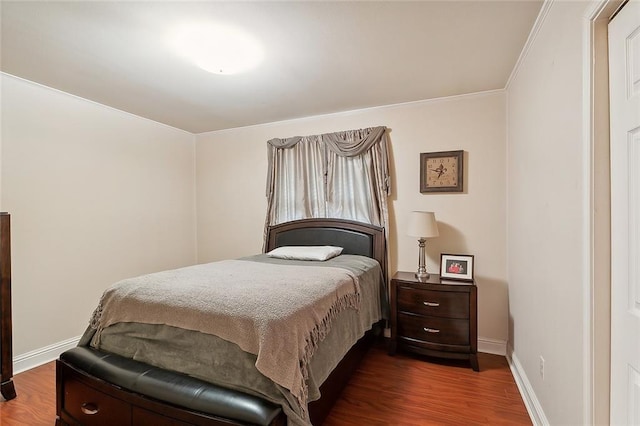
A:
1,1,542,134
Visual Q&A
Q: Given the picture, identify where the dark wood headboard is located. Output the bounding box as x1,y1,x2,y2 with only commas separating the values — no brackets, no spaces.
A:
265,218,386,281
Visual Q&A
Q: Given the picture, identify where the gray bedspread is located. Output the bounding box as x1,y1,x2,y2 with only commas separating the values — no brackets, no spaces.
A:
80,254,383,426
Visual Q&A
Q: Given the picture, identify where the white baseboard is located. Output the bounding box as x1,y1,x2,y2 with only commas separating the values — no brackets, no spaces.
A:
478,336,507,355
13,335,81,374
507,349,550,426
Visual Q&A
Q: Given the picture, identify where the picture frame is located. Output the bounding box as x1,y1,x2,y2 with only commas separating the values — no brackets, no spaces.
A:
440,253,474,281
420,150,464,193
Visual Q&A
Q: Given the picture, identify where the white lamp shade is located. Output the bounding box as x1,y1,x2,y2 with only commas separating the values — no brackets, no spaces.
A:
407,211,439,238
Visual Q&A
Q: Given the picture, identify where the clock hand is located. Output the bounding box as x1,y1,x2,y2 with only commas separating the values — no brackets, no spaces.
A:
432,164,447,178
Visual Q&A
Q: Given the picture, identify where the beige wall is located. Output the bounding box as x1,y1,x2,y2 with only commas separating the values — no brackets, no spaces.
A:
1,74,197,356
506,1,593,423
196,91,508,348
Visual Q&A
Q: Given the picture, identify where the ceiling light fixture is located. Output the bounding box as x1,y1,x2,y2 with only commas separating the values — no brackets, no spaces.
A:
169,23,263,75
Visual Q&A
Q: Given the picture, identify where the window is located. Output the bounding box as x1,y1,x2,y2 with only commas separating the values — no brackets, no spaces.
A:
264,126,390,237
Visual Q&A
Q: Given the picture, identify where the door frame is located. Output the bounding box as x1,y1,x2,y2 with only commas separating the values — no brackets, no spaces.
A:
583,0,626,423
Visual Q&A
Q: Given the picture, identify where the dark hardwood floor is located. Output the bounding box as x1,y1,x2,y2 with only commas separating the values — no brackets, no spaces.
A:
325,345,531,425
1,344,530,425
0,361,56,425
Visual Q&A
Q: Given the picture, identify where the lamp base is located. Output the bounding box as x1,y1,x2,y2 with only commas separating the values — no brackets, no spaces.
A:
415,238,430,280
415,271,430,280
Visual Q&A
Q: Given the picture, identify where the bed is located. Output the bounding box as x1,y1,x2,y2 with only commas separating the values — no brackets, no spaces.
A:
56,218,386,426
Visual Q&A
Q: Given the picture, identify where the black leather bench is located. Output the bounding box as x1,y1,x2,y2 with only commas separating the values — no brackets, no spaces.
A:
57,346,285,426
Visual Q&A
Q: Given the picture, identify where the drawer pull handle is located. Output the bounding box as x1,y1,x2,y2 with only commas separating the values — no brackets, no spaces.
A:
423,327,440,333
423,301,440,307
81,402,99,415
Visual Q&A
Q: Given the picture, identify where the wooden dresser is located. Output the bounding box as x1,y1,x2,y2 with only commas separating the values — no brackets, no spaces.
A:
389,271,478,371
0,212,16,400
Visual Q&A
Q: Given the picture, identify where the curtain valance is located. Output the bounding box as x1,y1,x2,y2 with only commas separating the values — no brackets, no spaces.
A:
267,126,386,156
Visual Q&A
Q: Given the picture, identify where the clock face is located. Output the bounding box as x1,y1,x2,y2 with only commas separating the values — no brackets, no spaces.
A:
420,150,463,193
425,156,458,187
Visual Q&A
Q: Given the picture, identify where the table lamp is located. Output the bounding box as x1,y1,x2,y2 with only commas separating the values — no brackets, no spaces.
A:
407,211,439,279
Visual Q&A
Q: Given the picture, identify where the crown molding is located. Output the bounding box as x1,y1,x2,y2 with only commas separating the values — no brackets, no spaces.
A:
505,0,555,90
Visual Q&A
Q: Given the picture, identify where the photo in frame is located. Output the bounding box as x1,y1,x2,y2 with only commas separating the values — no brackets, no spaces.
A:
440,253,474,281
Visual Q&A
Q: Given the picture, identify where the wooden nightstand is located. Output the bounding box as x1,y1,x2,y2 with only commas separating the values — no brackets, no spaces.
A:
389,271,478,371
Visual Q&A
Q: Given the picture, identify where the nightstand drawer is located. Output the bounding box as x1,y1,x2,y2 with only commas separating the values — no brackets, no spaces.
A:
63,376,132,426
397,313,470,346
397,286,469,319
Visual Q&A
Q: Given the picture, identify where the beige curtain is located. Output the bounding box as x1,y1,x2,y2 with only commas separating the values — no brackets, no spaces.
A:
270,135,326,224
264,126,390,248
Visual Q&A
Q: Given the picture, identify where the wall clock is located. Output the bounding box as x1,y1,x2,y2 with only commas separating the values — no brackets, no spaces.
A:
420,150,464,193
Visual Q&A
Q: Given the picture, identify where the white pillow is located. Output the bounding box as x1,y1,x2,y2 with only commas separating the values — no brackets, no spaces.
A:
266,245,343,261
